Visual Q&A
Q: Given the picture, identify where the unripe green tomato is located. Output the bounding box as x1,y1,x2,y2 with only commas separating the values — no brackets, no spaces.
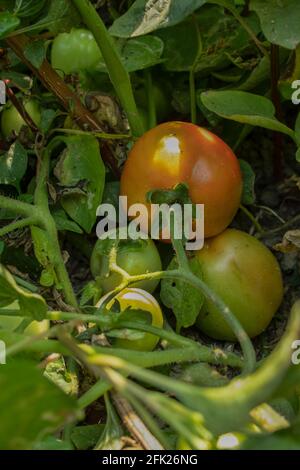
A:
51,28,102,75
0,315,49,336
97,287,163,351
196,229,284,341
1,99,41,139
91,232,162,294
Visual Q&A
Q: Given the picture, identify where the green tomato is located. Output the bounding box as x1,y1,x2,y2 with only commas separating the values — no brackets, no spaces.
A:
97,287,163,351
51,28,102,75
1,99,41,139
91,230,162,294
196,229,284,341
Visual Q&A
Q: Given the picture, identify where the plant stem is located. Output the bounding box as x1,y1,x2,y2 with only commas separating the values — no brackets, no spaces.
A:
0,216,38,237
0,195,38,219
225,3,269,58
34,149,78,308
145,69,156,129
52,128,131,140
258,214,300,239
78,379,111,409
239,204,264,233
47,311,243,368
71,0,143,138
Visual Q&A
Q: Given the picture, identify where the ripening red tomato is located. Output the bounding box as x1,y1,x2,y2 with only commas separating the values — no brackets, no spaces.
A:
120,122,242,238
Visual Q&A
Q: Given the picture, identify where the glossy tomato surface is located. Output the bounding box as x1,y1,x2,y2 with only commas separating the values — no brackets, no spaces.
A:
120,122,242,238
91,233,162,294
196,229,284,341
97,288,163,351
51,28,102,75
1,99,41,139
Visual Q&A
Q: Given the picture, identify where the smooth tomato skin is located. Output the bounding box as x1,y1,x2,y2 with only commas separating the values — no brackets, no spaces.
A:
1,99,41,139
196,229,284,341
91,236,162,295
120,122,242,238
51,28,102,75
97,288,163,351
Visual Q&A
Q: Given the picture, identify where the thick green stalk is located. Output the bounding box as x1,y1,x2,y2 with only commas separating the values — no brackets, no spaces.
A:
0,216,38,237
71,0,143,138
46,311,243,368
34,150,78,308
0,195,38,219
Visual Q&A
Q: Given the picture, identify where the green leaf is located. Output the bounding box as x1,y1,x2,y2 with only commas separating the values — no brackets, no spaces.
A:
53,135,105,233
201,6,260,75
0,12,20,39
71,424,105,450
79,280,102,307
51,208,83,234
156,19,200,71
33,436,73,450
241,432,300,450
0,264,47,320
120,35,164,72
0,360,80,450
0,71,32,90
31,0,80,34
0,141,28,190
110,0,207,38
96,36,164,73
95,395,123,450
40,108,57,134
160,257,204,331
200,90,295,138
239,159,256,205
23,40,46,69
13,0,48,19
250,0,300,50
31,226,57,288
44,356,79,396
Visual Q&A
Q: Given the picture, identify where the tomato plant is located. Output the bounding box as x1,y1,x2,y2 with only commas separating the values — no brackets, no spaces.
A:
1,0,300,454
98,287,163,351
196,229,284,341
1,99,41,138
120,122,242,238
51,28,102,74
91,232,162,294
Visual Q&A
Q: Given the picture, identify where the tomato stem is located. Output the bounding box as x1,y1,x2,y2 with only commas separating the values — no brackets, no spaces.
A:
71,0,144,138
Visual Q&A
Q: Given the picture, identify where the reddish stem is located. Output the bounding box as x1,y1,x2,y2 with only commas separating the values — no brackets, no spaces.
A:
5,34,120,176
